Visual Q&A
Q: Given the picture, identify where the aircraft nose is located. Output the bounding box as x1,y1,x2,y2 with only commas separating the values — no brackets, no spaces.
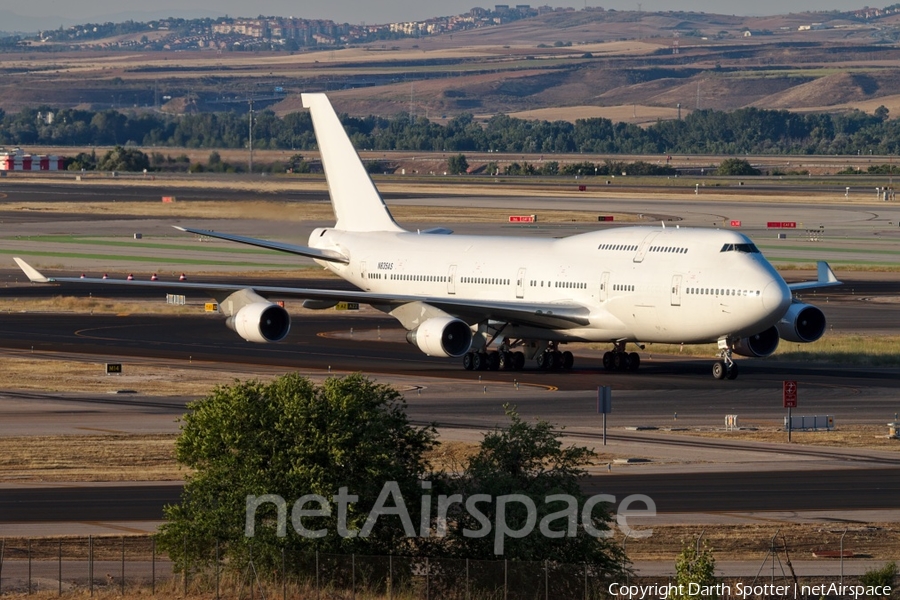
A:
762,279,791,315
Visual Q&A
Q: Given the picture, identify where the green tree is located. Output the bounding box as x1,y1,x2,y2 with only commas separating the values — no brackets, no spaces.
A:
96,146,150,172
859,562,896,598
438,405,628,573
669,541,718,600
158,374,436,573
207,150,222,170
447,153,469,174
716,158,760,176
288,153,311,173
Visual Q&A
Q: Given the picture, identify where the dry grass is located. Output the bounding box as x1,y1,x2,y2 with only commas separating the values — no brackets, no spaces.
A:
0,354,281,396
664,425,900,451
424,440,479,472
0,434,180,482
620,522,900,562
509,104,687,126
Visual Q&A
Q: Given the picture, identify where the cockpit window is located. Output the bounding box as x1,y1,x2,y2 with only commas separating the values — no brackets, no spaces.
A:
720,243,760,253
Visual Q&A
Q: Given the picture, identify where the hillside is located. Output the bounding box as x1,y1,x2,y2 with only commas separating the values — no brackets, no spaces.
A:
3,8,900,122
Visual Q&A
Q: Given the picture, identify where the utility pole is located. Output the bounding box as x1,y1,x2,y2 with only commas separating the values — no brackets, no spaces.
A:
248,99,254,173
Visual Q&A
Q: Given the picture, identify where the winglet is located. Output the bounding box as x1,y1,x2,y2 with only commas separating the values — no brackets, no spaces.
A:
787,261,841,291
13,258,52,283
817,261,840,285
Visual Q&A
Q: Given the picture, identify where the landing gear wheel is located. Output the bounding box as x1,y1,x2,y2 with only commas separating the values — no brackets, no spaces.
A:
712,361,726,380
463,352,475,371
536,352,548,370
513,351,525,371
602,352,613,371
499,351,512,370
613,352,628,371
487,352,501,371
628,352,641,371
561,351,574,370
726,363,739,380
546,351,559,371
473,352,488,371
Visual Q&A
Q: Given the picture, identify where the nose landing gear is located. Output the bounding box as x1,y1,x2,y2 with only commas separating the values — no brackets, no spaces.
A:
712,344,739,380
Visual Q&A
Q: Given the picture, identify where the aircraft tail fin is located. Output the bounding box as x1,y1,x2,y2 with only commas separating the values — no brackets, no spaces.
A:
302,93,404,233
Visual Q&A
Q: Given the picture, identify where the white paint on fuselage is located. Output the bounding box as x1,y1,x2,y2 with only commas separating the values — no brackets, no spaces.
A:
310,225,792,345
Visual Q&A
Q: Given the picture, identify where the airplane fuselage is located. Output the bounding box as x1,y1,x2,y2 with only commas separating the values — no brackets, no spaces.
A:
311,225,792,346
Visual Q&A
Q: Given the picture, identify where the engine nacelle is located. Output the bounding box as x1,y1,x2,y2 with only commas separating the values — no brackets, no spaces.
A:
733,326,780,358
406,317,472,358
227,302,291,343
776,302,826,343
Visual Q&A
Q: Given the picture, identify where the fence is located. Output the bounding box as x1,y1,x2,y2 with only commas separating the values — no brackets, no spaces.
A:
0,533,884,599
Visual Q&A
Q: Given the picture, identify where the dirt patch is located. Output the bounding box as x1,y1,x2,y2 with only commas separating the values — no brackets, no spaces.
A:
0,434,181,482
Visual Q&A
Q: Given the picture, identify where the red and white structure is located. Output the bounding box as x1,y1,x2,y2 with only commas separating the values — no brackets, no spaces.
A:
0,149,65,171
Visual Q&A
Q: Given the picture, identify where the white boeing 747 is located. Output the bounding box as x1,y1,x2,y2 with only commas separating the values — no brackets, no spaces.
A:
14,93,842,379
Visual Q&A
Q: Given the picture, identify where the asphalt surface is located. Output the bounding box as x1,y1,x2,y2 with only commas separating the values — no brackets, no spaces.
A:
3,467,899,523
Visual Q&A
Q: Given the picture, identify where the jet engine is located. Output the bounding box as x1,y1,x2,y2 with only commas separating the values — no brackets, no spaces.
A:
776,302,826,343
227,302,291,343
732,326,780,358
406,317,472,358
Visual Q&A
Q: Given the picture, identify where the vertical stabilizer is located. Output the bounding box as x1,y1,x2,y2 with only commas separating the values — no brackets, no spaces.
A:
302,93,404,233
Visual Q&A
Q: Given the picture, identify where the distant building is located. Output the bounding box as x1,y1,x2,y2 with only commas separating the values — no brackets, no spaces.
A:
0,149,65,171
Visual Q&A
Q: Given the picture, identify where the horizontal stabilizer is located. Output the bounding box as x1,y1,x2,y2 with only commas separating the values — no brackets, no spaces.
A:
174,226,349,263
788,261,842,291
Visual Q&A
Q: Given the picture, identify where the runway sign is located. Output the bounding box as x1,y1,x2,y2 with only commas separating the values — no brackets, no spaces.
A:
730,220,741,227
509,215,536,223
106,363,122,375
767,221,797,228
335,302,360,311
783,380,798,408
205,302,218,312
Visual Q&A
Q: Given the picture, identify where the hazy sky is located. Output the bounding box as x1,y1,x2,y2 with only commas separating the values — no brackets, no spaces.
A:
0,1,872,26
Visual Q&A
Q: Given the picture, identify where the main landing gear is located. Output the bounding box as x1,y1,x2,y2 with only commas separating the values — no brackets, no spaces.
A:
461,340,574,371
535,347,574,371
602,342,640,373
462,350,525,371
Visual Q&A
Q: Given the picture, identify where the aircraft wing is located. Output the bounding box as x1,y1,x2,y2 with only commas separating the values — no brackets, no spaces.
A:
14,258,590,329
787,261,842,292
173,227,349,264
